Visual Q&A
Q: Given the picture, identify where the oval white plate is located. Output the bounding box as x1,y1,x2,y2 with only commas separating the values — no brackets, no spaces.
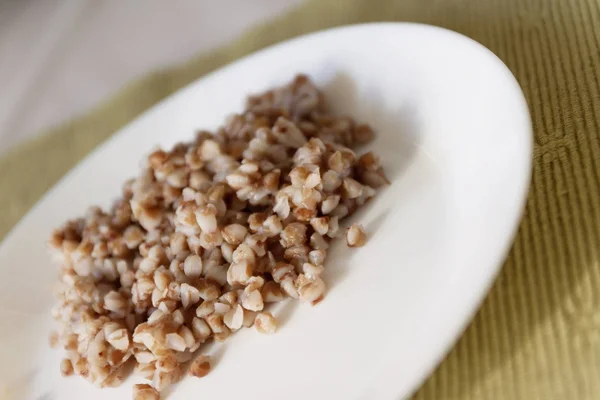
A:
0,23,531,400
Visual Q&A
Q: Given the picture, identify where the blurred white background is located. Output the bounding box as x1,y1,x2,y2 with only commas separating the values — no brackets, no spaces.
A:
0,0,302,155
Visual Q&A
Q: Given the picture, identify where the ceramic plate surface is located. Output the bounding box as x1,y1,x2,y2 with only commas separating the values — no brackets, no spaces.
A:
0,23,531,400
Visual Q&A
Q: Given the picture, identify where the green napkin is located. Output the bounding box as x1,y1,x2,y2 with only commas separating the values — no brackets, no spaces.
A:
1,0,599,398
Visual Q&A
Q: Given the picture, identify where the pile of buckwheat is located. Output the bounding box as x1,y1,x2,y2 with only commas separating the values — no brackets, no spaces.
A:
48,75,387,399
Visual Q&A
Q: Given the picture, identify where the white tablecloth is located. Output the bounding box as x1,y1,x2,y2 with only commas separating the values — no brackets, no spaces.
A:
0,0,301,155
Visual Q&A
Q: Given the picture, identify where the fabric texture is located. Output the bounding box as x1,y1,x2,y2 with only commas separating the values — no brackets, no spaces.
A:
1,0,599,398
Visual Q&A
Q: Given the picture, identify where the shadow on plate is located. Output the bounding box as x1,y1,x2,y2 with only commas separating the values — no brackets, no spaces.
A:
318,71,420,292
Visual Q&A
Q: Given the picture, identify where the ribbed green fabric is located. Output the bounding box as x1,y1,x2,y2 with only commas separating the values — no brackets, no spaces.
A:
1,0,599,398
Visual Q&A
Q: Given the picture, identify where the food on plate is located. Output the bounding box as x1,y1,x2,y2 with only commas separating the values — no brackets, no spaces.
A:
346,223,367,247
48,75,387,397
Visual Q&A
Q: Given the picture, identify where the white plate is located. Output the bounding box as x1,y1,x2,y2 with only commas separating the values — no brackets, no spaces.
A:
0,23,531,400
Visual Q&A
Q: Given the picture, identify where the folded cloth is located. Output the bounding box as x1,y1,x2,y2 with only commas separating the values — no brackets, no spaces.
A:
1,0,599,398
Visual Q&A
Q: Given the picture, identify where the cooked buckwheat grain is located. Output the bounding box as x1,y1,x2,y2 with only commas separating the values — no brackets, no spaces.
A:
48,74,387,396
346,223,368,247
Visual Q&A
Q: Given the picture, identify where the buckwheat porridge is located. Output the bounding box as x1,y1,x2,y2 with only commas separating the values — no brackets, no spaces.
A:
48,75,387,399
